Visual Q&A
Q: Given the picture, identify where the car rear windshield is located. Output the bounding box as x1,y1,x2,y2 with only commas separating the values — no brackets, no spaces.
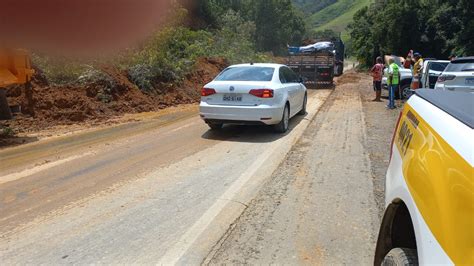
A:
215,67,275,81
430,62,448,72
445,61,474,72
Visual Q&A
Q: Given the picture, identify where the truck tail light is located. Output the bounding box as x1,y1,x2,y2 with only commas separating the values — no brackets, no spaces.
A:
249,89,273,98
390,111,403,163
437,74,456,83
201,88,216,96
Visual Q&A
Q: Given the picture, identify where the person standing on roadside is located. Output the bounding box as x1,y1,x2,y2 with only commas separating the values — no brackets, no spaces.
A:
387,58,400,109
404,50,414,69
370,57,384,101
412,52,424,89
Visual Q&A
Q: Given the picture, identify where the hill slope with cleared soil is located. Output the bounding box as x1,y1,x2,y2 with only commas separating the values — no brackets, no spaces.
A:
2,58,227,137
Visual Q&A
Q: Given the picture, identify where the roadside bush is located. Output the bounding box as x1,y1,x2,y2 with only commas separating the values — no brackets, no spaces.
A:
128,64,155,92
212,10,268,64
0,126,15,137
78,66,116,89
127,26,213,91
32,54,89,85
125,9,269,92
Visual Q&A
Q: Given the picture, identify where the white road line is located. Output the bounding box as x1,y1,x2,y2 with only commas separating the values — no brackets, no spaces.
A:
157,140,279,265
167,120,199,134
0,152,93,185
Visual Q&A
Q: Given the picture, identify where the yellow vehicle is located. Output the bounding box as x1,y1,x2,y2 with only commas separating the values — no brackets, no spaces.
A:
0,49,34,87
0,49,34,119
375,89,473,265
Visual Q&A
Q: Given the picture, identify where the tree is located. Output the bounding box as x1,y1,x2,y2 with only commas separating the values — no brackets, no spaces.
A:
349,0,473,67
255,0,306,54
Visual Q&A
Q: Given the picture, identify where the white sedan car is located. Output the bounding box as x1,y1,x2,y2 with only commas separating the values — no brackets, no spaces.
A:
199,63,307,133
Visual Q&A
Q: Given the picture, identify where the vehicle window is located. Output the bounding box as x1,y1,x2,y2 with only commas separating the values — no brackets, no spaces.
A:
429,62,448,72
280,67,298,83
279,68,287,83
445,62,474,72
215,67,275,81
286,67,299,82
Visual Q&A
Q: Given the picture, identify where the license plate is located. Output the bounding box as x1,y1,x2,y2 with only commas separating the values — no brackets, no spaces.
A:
223,95,242,102
466,78,474,85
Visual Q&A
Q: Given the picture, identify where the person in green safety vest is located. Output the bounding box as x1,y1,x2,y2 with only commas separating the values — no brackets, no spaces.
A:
387,58,400,109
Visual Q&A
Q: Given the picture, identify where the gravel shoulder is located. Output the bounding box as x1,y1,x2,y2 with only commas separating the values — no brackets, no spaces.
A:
207,71,400,264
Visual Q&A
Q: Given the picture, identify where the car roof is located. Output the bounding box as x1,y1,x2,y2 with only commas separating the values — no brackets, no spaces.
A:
425,60,449,63
415,89,474,128
229,63,285,68
451,57,474,63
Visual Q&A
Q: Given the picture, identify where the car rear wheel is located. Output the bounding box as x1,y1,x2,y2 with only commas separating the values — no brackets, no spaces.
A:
274,104,289,133
207,122,223,131
298,94,307,115
382,248,418,266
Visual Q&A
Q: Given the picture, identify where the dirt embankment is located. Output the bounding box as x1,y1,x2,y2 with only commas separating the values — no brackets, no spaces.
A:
3,57,227,134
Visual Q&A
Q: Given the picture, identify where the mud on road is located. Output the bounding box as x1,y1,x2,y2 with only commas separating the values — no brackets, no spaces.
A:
0,70,400,264
206,70,400,264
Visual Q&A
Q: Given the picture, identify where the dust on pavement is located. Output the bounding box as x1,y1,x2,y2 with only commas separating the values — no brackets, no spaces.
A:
206,70,399,265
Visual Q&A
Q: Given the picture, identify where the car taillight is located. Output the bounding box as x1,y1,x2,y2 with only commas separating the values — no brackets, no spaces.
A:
201,88,216,96
437,74,456,83
249,89,274,98
389,111,403,163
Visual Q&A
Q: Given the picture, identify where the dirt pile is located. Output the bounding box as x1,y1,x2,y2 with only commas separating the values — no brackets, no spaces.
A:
3,57,228,133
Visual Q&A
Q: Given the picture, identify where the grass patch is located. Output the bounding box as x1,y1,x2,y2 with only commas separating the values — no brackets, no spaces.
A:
309,0,371,39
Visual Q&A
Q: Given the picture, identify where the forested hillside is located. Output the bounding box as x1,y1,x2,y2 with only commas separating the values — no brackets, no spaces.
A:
349,0,474,66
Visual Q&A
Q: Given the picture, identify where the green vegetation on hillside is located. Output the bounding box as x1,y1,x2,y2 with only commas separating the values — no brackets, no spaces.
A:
291,0,337,15
349,0,474,66
37,1,307,89
292,0,371,46
313,0,370,35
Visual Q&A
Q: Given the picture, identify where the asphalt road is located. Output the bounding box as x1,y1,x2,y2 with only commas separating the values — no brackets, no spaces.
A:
0,88,331,264
0,70,397,265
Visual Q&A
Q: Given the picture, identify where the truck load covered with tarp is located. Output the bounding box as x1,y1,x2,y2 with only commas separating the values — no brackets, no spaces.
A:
287,39,345,86
288,41,335,55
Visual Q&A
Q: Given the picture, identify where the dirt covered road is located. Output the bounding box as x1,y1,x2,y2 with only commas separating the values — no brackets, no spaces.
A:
207,71,400,264
0,87,332,264
0,70,400,264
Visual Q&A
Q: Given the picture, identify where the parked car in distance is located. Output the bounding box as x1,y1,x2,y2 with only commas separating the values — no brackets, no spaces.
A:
375,89,473,265
420,60,449,89
199,63,307,133
435,57,474,92
382,55,413,99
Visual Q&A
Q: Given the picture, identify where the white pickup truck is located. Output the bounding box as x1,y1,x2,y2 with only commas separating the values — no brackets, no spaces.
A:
375,89,473,265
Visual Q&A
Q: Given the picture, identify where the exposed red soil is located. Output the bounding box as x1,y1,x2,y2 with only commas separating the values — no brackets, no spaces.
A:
3,57,228,134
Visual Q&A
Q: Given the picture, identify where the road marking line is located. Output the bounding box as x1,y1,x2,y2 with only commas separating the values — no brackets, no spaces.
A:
0,152,93,185
167,120,199,134
157,142,279,265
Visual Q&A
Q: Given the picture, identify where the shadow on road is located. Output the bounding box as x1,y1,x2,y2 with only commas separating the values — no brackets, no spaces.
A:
201,112,309,144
